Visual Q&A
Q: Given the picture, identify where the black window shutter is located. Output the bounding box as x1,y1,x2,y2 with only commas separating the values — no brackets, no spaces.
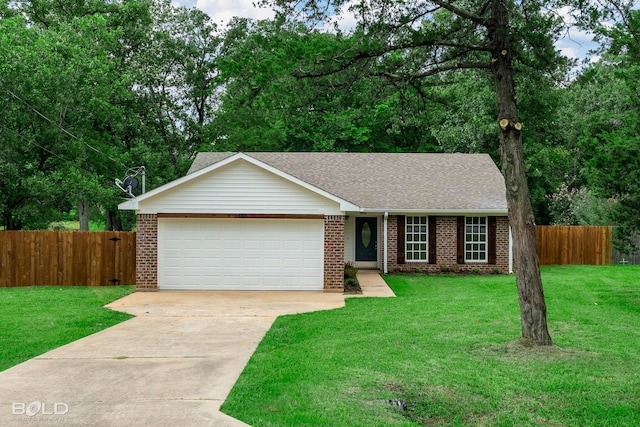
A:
457,216,465,264
397,216,405,264
488,216,497,265
428,216,437,264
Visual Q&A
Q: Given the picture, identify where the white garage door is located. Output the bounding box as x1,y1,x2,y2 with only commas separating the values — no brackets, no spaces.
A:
158,218,324,290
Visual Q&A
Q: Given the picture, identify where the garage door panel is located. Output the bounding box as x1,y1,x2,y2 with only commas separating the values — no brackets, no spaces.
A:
303,240,321,250
243,239,262,249
263,240,281,250
159,218,324,290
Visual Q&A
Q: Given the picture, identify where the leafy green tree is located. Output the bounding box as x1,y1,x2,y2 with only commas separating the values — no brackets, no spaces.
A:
568,1,640,250
1,0,230,229
213,19,445,153
246,0,576,345
131,0,224,177
0,1,154,229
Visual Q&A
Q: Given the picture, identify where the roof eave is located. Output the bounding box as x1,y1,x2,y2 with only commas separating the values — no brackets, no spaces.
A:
351,208,509,215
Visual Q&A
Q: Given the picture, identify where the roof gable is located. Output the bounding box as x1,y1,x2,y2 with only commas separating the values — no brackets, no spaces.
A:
119,153,359,212
187,152,508,213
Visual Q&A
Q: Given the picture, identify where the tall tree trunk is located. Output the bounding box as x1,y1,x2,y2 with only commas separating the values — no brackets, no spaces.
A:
105,210,123,231
490,0,552,345
78,201,89,231
3,212,21,230
123,210,133,231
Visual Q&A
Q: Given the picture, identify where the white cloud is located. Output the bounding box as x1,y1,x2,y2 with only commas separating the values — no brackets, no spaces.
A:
192,0,275,25
556,27,597,60
180,0,600,60
550,6,598,60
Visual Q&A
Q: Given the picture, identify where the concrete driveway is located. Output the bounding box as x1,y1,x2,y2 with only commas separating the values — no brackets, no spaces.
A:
0,291,345,426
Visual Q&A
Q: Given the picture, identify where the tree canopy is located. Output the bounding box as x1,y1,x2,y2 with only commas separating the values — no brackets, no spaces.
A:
2,0,640,347
1,0,638,249
0,0,639,235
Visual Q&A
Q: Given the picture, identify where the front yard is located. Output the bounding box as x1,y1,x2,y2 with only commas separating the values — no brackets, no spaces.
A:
0,286,134,372
222,265,640,426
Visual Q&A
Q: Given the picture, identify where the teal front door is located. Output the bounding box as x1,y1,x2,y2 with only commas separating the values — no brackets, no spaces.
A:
355,217,377,261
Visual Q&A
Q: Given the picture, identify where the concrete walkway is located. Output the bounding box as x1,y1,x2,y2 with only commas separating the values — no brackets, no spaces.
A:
0,274,394,426
0,291,344,426
353,270,396,298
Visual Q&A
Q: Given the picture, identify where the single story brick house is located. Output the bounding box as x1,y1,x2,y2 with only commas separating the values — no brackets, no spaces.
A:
119,152,511,292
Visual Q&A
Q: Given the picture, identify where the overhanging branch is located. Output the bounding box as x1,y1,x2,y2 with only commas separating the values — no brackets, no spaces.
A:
292,40,492,79
430,0,490,26
376,61,491,80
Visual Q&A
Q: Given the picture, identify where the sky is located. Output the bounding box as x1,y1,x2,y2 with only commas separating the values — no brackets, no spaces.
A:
176,0,599,62
178,0,275,26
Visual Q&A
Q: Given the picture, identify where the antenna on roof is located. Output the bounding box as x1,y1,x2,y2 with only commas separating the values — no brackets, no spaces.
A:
116,166,145,197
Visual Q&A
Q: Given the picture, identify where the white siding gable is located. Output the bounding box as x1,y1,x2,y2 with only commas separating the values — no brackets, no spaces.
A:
138,159,342,215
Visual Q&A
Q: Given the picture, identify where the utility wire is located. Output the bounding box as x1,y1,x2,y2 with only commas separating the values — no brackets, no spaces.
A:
2,87,128,170
0,123,102,178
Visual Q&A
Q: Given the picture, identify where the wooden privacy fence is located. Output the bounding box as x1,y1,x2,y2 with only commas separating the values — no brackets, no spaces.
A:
0,231,136,287
0,226,615,287
536,226,612,266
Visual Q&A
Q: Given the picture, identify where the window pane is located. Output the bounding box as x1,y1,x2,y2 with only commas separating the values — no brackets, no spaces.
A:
464,216,488,262
406,217,429,262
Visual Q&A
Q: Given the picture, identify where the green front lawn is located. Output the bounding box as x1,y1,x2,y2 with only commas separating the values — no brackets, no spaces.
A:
0,286,134,372
222,265,640,426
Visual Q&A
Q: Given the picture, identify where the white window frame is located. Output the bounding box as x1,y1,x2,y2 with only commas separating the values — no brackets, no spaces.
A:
465,216,488,262
406,216,428,262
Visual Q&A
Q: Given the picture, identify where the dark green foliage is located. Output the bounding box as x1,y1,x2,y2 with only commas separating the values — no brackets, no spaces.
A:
344,277,358,287
2,0,638,249
561,4,640,249
344,262,358,280
0,0,225,229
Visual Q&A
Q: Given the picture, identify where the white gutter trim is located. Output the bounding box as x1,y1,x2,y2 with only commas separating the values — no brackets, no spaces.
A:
383,212,388,274
358,208,508,215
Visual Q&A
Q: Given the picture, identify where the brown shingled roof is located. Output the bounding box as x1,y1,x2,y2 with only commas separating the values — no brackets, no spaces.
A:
188,152,507,212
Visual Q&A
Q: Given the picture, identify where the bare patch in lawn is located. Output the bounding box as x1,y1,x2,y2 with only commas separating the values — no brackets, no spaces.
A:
377,381,492,426
478,341,600,361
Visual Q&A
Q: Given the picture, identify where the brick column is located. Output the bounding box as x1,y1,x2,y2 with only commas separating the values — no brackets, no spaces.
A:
324,215,345,292
136,213,158,291
496,216,510,273
387,215,399,271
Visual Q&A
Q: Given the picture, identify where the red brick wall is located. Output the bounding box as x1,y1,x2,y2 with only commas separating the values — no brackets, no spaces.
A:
435,216,459,267
495,216,510,272
324,215,345,291
387,215,510,274
136,213,158,291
